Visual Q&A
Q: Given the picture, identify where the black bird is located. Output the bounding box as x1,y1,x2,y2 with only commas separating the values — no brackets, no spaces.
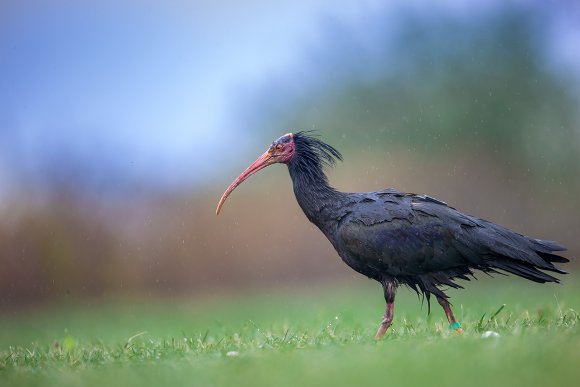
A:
216,132,569,339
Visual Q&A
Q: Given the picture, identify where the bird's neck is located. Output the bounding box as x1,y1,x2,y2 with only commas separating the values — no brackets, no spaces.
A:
287,160,342,225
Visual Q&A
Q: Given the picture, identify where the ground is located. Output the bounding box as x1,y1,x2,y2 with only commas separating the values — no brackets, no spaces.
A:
0,278,578,387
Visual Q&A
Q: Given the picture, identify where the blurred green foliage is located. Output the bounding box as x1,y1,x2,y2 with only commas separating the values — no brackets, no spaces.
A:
249,6,579,180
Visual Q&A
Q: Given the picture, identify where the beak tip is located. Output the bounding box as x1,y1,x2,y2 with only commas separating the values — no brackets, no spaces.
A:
215,150,272,217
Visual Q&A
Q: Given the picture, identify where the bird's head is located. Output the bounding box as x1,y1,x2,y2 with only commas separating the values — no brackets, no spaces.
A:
215,133,296,215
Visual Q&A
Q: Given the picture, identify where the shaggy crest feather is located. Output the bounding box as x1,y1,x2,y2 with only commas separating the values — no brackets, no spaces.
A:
289,131,343,189
293,131,343,169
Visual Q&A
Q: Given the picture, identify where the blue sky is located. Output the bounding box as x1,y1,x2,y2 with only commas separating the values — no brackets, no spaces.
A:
0,0,578,199
0,1,387,193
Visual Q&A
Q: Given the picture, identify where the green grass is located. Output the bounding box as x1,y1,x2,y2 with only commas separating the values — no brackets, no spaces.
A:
0,279,579,387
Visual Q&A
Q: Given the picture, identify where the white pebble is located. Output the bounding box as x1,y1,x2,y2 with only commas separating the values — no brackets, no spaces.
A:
226,351,239,357
481,331,500,338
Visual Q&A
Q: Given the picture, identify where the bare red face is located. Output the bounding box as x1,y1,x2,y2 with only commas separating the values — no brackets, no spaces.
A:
216,133,295,215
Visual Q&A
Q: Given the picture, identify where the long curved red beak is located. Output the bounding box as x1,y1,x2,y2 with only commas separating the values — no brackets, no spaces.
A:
216,151,275,215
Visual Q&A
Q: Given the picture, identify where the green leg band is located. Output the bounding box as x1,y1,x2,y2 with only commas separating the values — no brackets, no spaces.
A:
449,322,462,330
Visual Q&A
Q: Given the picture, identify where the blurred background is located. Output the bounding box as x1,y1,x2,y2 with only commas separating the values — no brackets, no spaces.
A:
1,0,579,309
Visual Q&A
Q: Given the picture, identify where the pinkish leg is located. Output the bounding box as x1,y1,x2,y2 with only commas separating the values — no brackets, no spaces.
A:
375,281,397,340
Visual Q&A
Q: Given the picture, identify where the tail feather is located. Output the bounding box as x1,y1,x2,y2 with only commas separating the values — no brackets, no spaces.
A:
479,223,569,280
531,238,567,253
537,251,570,264
491,259,560,283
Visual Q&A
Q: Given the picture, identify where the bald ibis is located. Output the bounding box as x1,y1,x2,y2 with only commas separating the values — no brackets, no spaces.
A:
216,132,569,339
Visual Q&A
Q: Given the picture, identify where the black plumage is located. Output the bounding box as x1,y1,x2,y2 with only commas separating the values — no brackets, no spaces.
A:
217,131,569,339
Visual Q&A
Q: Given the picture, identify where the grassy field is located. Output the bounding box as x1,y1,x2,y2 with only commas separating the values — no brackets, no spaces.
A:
0,278,578,387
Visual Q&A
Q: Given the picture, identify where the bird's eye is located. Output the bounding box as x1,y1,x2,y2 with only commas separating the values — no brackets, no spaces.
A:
275,144,283,151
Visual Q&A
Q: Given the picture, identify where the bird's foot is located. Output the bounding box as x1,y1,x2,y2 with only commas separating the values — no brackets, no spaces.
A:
374,318,392,340
449,321,463,334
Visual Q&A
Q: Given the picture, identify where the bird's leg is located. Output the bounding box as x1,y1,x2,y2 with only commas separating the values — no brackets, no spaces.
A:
437,296,463,333
375,281,397,340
